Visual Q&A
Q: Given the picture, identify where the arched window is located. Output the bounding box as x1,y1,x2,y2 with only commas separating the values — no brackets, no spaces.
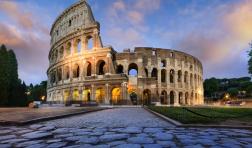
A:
116,65,124,74
185,92,189,105
145,68,148,77
66,42,71,55
73,64,80,78
170,91,175,105
161,69,166,82
184,71,188,83
161,60,166,68
128,63,138,76
179,92,183,104
170,69,174,83
178,70,182,82
87,36,93,50
86,62,92,76
111,87,121,104
190,73,193,86
161,90,167,104
76,39,81,53
57,68,62,81
64,66,70,80
151,68,158,80
97,60,106,75
59,46,64,58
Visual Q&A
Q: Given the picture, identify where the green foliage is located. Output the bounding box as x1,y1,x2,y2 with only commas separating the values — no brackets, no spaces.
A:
27,81,47,103
0,44,28,107
203,78,219,97
227,88,239,97
248,42,252,75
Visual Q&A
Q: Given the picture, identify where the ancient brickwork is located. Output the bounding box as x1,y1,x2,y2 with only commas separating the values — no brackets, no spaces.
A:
47,0,204,106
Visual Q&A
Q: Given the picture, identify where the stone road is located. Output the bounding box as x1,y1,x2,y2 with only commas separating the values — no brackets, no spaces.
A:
0,108,251,148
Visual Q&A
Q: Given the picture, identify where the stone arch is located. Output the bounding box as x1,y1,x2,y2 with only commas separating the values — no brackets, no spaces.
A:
59,46,64,58
170,69,175,83
83,88,91,102
151,68,158,80
179,92,183,105
185,92,189,105
190,73,193,87
144,68,148,77
143,89,151,105
116,65,124,74
73,88,80,101
74,38,82,53
169,91,175,105
87,36,93,50
96,60,106,75
161,60,166,68
73,63,80,78
66,42,71,55
64,66,70,80
57,68,62,81
95,87,105,104
178,70,182,82
54,50,58,62
160,90,168,104
128,63,138,76
191,91,194,105
64,90,70,102
111,87,121,104
85,62,92,76
161,69,166,83
184,71,188,83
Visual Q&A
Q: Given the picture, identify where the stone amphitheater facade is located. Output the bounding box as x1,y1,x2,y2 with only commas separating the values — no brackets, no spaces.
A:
47,0,204,106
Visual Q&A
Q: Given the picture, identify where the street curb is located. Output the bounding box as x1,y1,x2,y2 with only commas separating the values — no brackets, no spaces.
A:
144,107,252,129
144,107,182,126
0,108,111,126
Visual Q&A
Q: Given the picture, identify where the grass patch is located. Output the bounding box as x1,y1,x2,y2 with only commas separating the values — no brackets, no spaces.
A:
148,106,252,125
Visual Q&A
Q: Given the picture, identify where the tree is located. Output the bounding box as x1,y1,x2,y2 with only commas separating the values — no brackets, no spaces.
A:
249,42,252,75
0,45,9,106
227,88,239,98
204,78,219,98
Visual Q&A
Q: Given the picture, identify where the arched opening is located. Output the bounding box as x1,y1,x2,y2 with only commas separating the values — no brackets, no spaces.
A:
116,65,124,74
161,60,166,68
143,89,151,105
170,91,175,105
184,71,188,83
86,62,92,76
111,87,121,105
178,70,182,82
76,39,81,53
179,92,183,104
128,63,138,76
54,50,58,62
97,60,106,75
170,69,175,83
161,69,166,83
130,92,138,105
64,66,70,80
73,89,80,101
96,88,105,104
73,64,80,78
185,92,189,105
83,89,91,102
145,68,148,77
190,73,193,87
161,90,168,104
51,71,56,84
64,90,70,102
151,68,158,80
66,42,71,55
57,68,62,81
87,36,93,50
59,46,64,58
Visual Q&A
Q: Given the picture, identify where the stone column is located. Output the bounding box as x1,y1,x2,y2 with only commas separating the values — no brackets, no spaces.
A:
174,91,179,106
105,83,110,104
79,86,83,101
91,85,95,101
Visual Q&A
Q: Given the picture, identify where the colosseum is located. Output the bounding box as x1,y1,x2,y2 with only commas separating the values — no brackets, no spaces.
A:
47,0,204,106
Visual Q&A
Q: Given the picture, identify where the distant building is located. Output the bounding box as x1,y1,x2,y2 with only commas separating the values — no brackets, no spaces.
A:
47,0,204,106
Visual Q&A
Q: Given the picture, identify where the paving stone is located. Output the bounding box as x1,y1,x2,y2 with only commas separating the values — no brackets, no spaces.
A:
1,138,27,144
143,128,163,133
65,136,83,142
46,139,62,143
15,140,43,147
22,131,52,139
30,124,44,129
16,129,33,134
153,132,173,140
0,135,16,141
54,133,73,138
0,130,12,135
89,132,103,136
157,141,176,147
93,144,110,148
39,126,55,131
47,142,67,148
114,144,141,148
107,140,126,146
127,137,154,144
74,131,91,136
0,144,11,148
77,137,99,144
237,137,252,143
99,134,129,142
121,127,142,134
143,144,162,148
51,128,69,134
26,143,47,148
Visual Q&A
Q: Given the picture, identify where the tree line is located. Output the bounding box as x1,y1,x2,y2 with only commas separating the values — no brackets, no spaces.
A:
0,44,46,107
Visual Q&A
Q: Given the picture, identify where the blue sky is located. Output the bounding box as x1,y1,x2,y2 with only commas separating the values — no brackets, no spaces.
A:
0,0,251,84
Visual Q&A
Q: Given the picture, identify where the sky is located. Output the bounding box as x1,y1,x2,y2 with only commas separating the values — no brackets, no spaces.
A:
0,0,252,84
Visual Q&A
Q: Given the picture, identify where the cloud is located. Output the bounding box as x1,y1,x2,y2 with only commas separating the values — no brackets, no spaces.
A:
0,1,50,84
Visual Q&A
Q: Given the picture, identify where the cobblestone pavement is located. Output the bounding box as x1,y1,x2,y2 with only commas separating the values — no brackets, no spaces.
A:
0,108,252,148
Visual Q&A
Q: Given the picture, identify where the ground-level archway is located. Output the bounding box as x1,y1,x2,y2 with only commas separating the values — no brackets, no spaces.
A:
83,88,91,102
160,90,168,104
143,89,151,105
170,91,175,105
96,88,105,104
111,87,121,105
